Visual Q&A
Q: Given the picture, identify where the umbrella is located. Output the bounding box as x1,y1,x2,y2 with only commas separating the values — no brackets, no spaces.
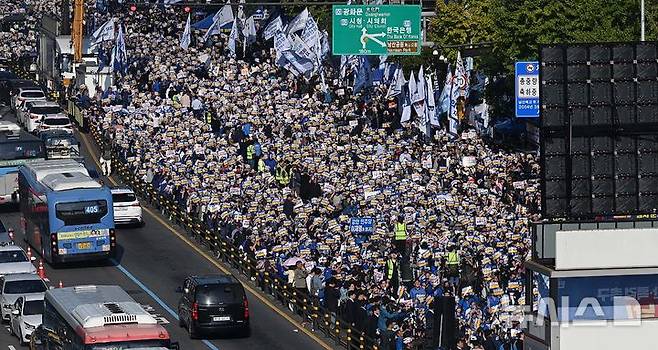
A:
283,257,305,267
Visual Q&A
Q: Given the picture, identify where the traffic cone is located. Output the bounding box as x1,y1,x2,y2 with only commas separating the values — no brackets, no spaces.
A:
26,246,32,260
58,280,63,288
37,259,46,279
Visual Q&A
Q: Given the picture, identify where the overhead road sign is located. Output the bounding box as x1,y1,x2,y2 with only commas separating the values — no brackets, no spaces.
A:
332,5,421,56
515,61,539,118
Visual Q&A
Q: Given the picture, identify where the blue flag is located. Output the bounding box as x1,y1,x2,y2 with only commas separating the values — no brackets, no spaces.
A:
110,24,127,75
438,65,452,115
353,56,372,95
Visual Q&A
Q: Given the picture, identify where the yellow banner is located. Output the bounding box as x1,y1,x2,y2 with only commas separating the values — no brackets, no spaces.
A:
58,229,108,240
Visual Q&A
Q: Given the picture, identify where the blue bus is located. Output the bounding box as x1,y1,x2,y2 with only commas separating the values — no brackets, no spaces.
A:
18,159,115,264
0,129,45,205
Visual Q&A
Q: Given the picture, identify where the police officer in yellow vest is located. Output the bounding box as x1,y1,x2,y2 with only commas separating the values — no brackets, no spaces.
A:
445,245,460,291
385,252,400,292
275,165,290,187
257,156,267,173
246,143,256,169
393,216,407,254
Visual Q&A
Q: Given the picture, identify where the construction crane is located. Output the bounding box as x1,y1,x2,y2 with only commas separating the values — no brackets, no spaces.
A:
71,0,84,63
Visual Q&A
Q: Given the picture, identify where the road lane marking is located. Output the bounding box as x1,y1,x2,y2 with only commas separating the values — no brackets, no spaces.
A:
80,132,332,350
9,346,16,350
113,261,219,350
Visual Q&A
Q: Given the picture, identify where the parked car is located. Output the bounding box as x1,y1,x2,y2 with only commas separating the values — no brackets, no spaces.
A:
19,100,63,133
111,187,144,226
0,273,47,321
0,245,36,277
10,293,44,345
36,114,73,134
177,274,250,338
11,87,45,111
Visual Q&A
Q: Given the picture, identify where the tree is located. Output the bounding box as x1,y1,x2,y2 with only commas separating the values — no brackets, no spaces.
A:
430,0,652,76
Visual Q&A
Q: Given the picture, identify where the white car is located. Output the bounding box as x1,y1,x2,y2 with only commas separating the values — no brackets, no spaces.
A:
111,187,144,226
11,88,46,111
0,120,21,133
0,274,47,321
0,245,36,277
10,294,43,345
19,100,64,133
37,114,73,134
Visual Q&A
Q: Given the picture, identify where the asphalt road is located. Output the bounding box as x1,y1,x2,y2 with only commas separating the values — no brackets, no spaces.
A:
0,106,331,350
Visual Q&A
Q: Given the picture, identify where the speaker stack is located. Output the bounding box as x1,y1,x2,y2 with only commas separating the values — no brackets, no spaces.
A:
540,42,658,219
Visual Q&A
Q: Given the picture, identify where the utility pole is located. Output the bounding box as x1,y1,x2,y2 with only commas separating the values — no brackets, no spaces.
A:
641,0,645,41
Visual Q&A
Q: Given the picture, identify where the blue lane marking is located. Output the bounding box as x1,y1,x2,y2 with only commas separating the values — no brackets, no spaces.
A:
112,260,221,350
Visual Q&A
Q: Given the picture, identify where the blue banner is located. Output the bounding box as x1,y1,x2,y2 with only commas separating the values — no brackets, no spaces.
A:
350,217,374,234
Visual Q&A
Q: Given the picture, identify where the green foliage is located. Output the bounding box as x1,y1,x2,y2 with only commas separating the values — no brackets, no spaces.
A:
430,0,653,76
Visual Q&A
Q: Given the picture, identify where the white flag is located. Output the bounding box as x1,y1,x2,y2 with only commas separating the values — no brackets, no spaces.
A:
408,71,417,103
273,30,292,57
214,4,235,28
263,16,282,40
180,14,191,50
228,20,238,56
242,16,257,45
91,18,115,46
386,67,405,99
414,66,425,103
282,50,314,78
301,16,319,49
204,5,234,42
285,8,309,35
455,51,469,98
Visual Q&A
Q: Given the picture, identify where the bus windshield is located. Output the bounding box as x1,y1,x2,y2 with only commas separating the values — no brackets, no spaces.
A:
55,200,108,225
0,250,28,263
4,280,47,294
23,300,44,315
0,140,45,162
86,340,170,350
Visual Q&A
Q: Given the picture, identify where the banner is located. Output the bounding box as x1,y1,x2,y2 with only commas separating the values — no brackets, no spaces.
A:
91,18,115,46
263,16,282,40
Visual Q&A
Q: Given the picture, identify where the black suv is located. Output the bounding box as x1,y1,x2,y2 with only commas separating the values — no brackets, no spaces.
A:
177,274,250,338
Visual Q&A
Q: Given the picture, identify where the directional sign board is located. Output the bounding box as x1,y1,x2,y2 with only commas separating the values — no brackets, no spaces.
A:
515,61,540,118
332,5,421,56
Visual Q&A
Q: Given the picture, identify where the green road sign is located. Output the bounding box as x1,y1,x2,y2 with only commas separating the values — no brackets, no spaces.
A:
331,5,421,56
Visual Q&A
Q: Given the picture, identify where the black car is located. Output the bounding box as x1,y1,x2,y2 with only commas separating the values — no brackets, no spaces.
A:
177,274,250,338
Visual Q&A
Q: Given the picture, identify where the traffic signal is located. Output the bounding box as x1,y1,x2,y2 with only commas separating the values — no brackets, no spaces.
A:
184,6,191,13
129,5,137,12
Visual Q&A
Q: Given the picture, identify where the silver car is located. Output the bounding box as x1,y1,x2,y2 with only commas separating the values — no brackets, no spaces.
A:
0,245,37,277
0,273,46,321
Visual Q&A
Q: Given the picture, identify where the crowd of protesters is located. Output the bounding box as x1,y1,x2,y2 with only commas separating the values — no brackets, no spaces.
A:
2,2,538,349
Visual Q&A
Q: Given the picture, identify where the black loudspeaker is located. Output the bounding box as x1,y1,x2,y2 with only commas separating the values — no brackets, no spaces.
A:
540,42,658,219
432,297,457,349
